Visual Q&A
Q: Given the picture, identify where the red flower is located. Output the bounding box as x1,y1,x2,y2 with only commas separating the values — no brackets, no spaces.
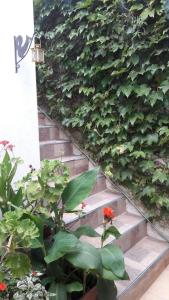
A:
0,140,9,146
103,207,115,220
6,144,15,152
0,282,7,292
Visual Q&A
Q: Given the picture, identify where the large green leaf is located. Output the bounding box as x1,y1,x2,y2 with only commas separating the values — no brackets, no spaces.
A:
73,225,99,238
99,245,125,278
66,281,83,293
66,241,102,275
97,278,117,300
5,252,31,278
44,231,80,264
49,282,67,300
102,268,129,281
101,226,121,243
62,168,99,211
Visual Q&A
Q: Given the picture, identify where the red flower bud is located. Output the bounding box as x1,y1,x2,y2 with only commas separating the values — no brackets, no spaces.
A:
103,207,115,220
0,282,7,292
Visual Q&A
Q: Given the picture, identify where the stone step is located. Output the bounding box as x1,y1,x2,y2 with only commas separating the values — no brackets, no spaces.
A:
38,110,169,299
58,155,89,176
81,212,147,253
63,189,125,230
40,140,73,160
39,125,68,141
140,264,169,300
117,236,169,300
38,112,55,126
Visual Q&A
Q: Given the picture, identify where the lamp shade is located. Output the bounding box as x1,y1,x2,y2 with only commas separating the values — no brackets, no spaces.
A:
31,44,44,63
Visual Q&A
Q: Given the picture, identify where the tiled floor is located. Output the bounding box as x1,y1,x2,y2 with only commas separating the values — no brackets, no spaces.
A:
140,264,169,300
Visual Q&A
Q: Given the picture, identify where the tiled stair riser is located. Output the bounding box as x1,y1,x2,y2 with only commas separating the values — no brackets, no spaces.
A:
117,246,169,300
40,141,73,159
39,126,60,141
63,157,89,176
66,196,126,231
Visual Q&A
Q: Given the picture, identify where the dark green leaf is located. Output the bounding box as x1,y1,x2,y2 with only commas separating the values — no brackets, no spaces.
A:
62,168,99,211
66,282,83,293
49,282,67,300
44,231,79,264
101,226,121,243
73,225,99,238
66,241,102,275
99,245,125,278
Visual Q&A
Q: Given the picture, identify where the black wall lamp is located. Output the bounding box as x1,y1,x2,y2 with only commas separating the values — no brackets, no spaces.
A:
14,34,44,73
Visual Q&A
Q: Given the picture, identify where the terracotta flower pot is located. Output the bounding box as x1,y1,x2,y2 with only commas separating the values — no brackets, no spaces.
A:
80,287,97,300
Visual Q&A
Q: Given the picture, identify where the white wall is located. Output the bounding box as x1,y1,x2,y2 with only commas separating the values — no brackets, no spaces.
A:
0,0,40,180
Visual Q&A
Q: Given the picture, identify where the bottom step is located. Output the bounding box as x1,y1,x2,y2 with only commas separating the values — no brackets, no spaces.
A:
140,264,169,300
117,236,169,300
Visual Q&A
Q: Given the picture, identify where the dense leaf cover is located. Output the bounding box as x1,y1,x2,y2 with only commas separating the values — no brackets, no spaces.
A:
36,0,169,214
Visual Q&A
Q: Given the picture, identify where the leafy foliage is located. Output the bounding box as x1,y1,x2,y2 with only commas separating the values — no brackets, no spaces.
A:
0,148,126,299
36,0,169,214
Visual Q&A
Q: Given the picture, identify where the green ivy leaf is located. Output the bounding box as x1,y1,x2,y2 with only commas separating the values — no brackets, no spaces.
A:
152,170,168,183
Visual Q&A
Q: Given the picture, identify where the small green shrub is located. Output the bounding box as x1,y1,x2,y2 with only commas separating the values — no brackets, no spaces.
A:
0,144,127,300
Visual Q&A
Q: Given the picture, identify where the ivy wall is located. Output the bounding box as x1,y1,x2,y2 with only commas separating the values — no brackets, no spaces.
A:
36,0,169,215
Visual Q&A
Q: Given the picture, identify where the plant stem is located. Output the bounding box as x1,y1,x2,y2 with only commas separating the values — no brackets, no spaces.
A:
83,272,87,294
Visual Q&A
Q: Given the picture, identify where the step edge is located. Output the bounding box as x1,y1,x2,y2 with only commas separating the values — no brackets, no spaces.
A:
40,140,71,145
118,242,169,298
64,192,125,225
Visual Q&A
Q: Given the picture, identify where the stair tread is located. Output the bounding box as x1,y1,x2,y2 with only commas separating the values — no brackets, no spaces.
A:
40,140,71,145
80,211,145,248
63,189,122,224
116,236,169,295
39,124,58,128
140,264,169,300
57,155,87,162
71,172,104,180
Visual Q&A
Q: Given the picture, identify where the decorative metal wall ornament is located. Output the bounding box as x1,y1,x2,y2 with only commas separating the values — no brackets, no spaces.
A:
14,34,44,73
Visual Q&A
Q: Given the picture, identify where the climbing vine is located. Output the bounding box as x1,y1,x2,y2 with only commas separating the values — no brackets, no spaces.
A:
36,0,169,215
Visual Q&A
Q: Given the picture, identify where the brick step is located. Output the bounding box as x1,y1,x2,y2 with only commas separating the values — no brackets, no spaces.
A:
117,236,169,300
38,112,55,126
63,189,125,230
57,155,89,176
39,125,68,141
40,140,73,160
82,212,146,253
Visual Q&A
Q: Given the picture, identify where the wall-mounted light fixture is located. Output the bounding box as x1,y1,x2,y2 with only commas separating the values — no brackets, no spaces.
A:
14,34,44,73
31,42,44,64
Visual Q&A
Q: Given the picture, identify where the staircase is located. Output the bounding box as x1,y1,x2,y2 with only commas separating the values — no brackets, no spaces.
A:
38,110,169,300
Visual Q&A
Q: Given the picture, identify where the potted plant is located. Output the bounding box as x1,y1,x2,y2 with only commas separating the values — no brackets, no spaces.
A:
0,141,128,300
